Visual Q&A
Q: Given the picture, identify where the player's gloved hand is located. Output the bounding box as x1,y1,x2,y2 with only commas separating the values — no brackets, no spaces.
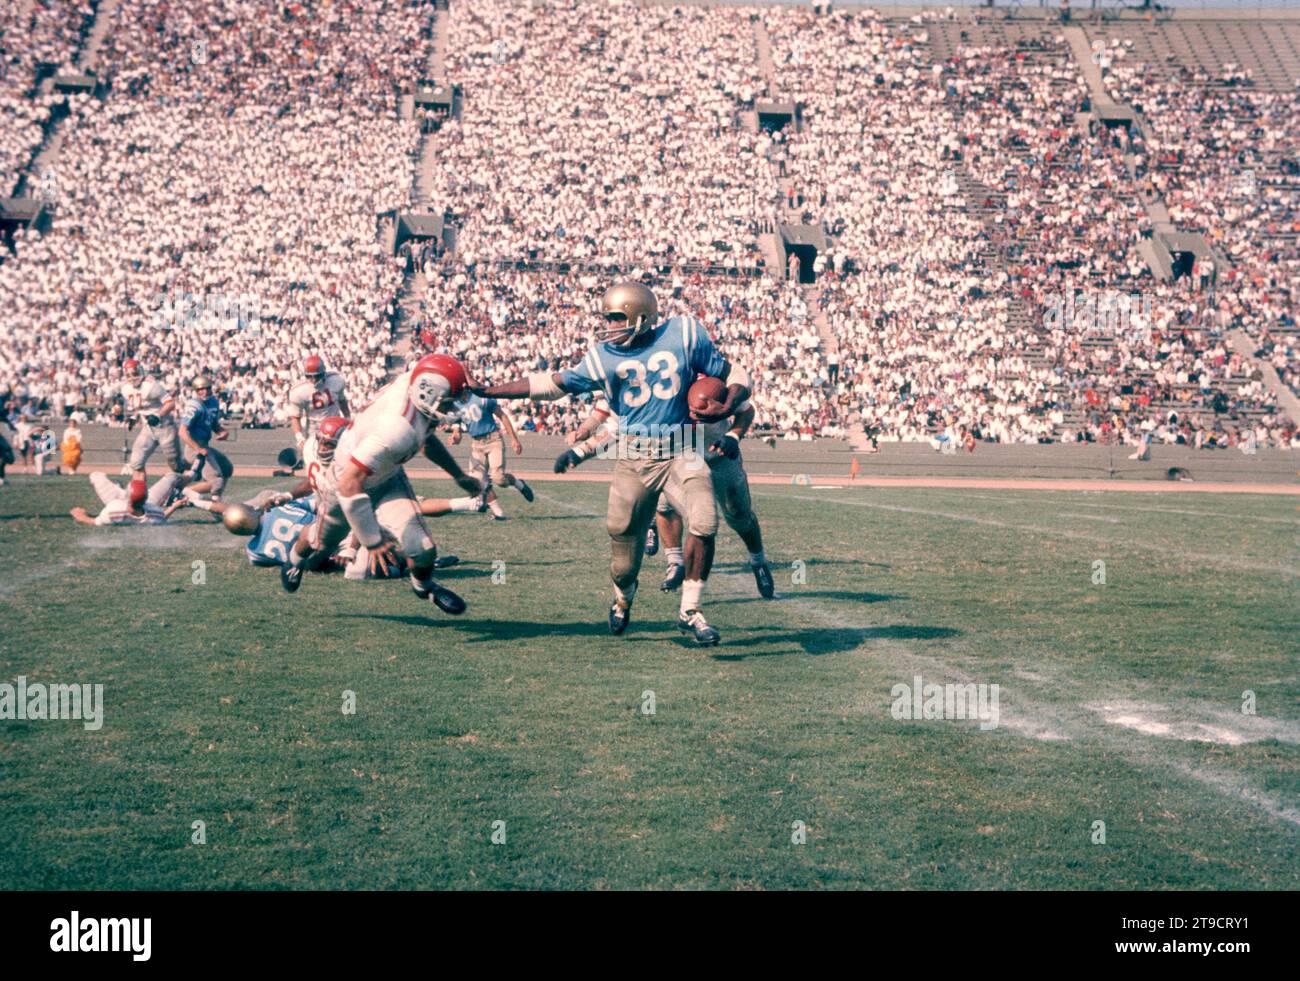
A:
455,473,482,496
554,447,586,473
708,434,740,460
145,414,160,427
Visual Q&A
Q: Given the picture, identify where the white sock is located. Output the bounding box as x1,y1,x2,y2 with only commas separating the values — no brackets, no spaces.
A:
665,547,683,566
748,550,767,567
448,496,478,512
489,500,505,517
680,579,704,615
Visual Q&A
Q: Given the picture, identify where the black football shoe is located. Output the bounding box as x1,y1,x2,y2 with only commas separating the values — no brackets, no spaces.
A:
644,523,659,556
608,600,632,636
434,555,459,569
516,479,534,503
660,563,685,592
752,562,775,599
280,560,303,594
677,609,721,647
412,576,467,615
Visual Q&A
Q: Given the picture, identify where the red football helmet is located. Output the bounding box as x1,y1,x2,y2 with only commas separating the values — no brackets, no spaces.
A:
128,479,148,506
304,355,326,387
124,358,141,379
409,354,468,418
316,416,349,462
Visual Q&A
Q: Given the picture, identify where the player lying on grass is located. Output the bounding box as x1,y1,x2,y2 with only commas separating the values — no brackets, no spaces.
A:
216,491,468,578
70,471,191,526
558,394,775,599
277,356,483,614
473,281,752,647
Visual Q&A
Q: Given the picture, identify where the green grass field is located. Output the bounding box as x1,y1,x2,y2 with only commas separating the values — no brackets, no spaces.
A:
0,473,1296,889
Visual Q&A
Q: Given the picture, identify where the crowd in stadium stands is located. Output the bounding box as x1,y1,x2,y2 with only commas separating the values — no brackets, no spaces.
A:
0,0,427,425
0,1,1296,451
1100,42,1300,407
429,0,776,270
0,0,92,195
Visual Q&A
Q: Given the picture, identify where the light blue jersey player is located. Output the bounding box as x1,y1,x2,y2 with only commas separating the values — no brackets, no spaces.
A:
247,496,316,566
558,312,727,437
477,281,753,646
453,392,501,439
178,375,233,498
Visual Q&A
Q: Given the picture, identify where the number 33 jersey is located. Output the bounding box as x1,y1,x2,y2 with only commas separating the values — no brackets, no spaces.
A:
559,315,726,432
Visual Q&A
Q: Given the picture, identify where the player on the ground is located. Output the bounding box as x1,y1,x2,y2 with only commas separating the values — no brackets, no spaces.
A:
559,394,775,598
123,359,182,479
179,376,233,500
70,471,187,526
447,390,533,520
287,355,350,456
278,354,482,614
476,281,752,646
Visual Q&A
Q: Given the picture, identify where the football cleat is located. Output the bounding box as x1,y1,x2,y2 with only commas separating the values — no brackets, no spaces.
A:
280,560,303,593
516,479,534,503
433,555,459,569
411,576,467,615
660,563,685,592
644,523,659,556
677,610,720,647
752,562,775,599
608,600,631,636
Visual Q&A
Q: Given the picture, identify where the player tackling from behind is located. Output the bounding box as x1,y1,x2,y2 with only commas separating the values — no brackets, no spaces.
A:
278,355,482,614
474,281,752,646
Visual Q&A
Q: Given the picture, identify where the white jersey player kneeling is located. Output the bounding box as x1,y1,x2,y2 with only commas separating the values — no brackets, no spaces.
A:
278,355,483,614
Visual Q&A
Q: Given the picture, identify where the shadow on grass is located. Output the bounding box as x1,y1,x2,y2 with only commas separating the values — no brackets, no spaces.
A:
710,590,905,606
338,613,672,641
710,624,960,660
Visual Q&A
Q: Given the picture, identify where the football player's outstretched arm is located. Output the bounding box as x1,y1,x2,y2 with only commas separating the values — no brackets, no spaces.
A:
70,507,97,526
423,433,482,496
334,459,401,576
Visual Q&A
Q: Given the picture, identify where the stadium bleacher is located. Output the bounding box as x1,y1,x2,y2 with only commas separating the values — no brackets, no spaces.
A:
1,2,1297,460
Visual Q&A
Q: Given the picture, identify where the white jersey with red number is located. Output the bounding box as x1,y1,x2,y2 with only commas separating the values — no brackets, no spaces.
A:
288,373,347,431
331,371,430,489
302,434,330,493
95,500,168,526
124,376,174,420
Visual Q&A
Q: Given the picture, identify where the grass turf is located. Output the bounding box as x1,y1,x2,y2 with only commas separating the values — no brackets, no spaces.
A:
0,474,1296,889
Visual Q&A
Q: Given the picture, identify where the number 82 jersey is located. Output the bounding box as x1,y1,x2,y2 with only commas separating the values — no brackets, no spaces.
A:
559,315,727,431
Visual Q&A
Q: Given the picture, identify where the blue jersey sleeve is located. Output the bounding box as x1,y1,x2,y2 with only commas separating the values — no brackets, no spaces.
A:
178,398,201,427
558,350,609,399
686,318,727,379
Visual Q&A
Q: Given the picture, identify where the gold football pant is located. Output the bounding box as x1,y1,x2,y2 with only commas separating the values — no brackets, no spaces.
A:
606,455,717,591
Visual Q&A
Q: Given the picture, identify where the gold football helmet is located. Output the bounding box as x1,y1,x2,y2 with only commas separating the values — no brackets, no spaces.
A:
597,282,658,347
221,503,260,535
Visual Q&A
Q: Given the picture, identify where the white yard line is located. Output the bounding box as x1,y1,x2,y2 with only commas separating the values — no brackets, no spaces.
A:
757,491,1297,577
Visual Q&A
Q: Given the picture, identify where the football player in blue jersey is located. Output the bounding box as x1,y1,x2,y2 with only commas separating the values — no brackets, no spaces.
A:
178,376,233,500
447,390,534,520
474,281,752,646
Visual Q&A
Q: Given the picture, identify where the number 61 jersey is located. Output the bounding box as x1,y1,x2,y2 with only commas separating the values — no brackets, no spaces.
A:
559,315,727,432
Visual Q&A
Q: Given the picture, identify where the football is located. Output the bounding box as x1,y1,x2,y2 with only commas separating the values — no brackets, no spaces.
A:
687,375,727,413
